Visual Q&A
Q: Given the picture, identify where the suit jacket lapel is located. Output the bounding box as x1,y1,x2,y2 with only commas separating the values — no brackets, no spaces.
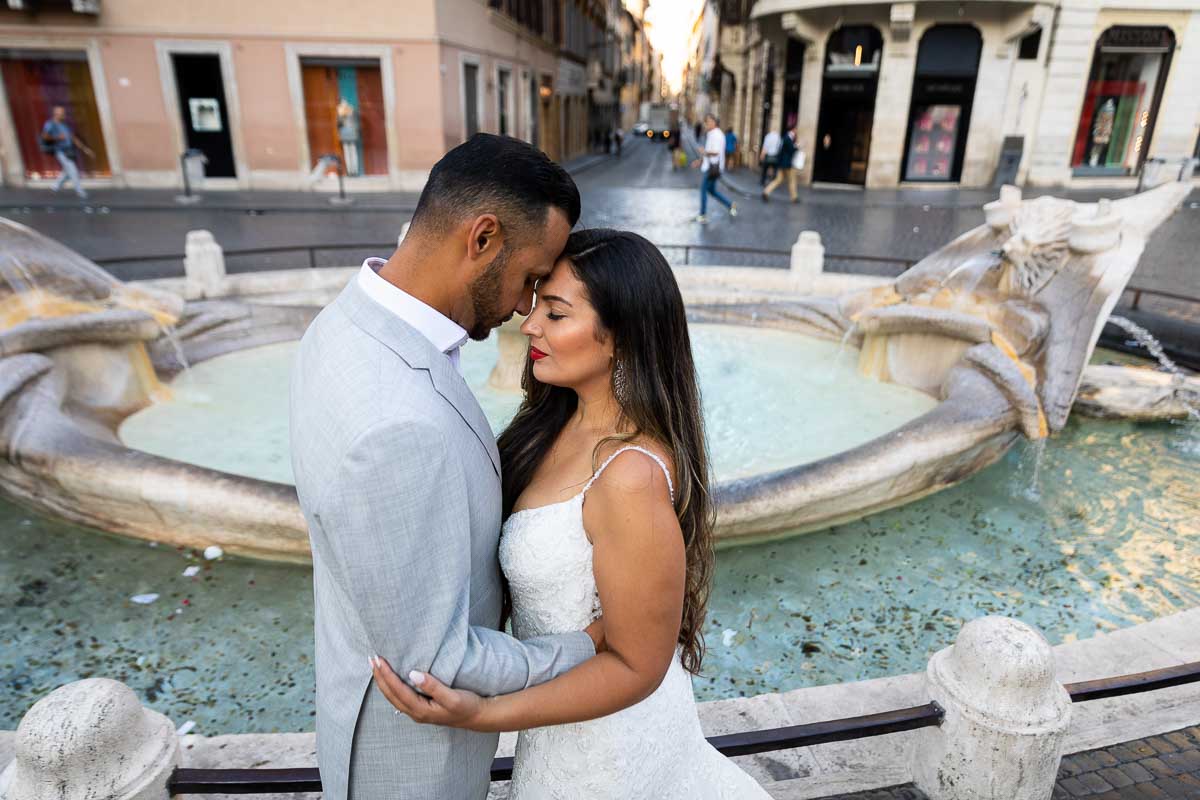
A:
425,350,501,475
335,277,501,476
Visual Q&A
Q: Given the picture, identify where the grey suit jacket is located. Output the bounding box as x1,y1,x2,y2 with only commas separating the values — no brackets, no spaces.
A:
289,277,594,800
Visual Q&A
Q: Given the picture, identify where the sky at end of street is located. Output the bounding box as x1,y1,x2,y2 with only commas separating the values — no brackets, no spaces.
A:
640,0,706,95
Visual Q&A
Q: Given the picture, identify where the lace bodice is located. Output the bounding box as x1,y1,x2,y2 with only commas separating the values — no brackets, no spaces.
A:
498,447,769,799
501,446,673,639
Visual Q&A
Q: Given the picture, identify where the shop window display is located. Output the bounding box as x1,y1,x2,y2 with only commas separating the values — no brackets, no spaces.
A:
906,106,961,180
1,50,110,179
1071,27,1174,176
901,25,981,183
301,59,387,177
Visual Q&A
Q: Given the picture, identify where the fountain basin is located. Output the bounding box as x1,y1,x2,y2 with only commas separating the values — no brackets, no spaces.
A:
0,181,1192,559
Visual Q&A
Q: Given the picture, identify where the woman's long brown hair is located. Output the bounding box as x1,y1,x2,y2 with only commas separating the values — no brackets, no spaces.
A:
497,228,715,674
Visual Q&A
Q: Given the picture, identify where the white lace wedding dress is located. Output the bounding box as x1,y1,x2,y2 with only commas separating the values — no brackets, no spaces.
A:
498,446,771,799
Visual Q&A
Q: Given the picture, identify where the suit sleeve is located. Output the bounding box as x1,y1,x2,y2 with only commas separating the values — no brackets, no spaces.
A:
318,418,595,696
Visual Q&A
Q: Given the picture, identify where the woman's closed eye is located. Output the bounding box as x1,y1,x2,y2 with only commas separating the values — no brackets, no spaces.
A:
546,311,566,321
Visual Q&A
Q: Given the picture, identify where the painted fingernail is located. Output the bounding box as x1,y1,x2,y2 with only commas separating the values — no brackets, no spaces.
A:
408,670,425,686
370,656,379,669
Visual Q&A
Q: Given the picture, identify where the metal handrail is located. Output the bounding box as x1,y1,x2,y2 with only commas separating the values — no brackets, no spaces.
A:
1064,661,1200,703
166,660,1200,795
85,242,1200,319
1124,286,1200,311
92,242,915,272
91,242,399,269
167,703,945,793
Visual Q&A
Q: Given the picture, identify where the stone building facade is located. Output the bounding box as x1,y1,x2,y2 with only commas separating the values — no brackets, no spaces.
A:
710,0,1200,189
0,0,648,192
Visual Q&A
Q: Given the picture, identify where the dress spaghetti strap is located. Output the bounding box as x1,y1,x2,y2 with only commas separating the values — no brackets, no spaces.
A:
581,445,675,504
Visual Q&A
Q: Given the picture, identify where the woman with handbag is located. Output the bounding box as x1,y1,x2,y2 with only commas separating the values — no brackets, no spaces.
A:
692,114,737,224
761,126,800,204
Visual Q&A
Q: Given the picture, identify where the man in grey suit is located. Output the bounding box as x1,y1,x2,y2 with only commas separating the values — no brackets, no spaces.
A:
290,135,602,799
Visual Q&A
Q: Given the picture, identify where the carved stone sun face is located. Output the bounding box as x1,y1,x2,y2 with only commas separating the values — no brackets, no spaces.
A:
999,197,1074,296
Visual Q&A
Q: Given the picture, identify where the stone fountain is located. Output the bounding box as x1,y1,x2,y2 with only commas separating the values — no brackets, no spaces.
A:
0,181,1191,560
687,182,1193,541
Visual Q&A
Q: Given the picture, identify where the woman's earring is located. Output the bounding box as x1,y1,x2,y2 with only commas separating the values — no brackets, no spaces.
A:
612,359,629,404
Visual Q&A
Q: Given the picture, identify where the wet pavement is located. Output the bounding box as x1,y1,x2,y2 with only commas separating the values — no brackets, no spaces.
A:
812,726,1200,799
0,137,1196,316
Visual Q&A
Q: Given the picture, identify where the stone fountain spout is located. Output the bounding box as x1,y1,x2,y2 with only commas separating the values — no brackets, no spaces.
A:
844,181,1191,437
0,218,314,560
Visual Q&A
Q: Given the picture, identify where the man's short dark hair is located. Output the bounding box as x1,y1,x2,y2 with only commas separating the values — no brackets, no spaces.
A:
410,134,581,244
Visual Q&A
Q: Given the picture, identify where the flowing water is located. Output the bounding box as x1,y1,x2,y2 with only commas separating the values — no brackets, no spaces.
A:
1109,315,1200,421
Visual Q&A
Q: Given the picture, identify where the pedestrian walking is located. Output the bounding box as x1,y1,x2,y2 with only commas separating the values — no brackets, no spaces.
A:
760,129,781,186
614,127,623,157
725,127,738,169
40,105,93,199
692,113,737,224
762,126,800,203
668,125,682,170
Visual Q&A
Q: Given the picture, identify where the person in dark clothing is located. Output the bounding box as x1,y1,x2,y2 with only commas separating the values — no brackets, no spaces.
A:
761,127,799,203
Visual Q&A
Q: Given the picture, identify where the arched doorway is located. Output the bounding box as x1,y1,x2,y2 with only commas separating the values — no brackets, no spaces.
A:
1071,26,1175,176
901,25,982,182
813,25,883,185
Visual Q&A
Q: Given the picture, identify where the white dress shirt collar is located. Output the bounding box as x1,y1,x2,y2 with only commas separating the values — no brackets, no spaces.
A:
357,257,469,371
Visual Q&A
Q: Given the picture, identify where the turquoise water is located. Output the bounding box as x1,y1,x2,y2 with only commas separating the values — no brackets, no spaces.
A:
3,415,1196,732
118,326,938,485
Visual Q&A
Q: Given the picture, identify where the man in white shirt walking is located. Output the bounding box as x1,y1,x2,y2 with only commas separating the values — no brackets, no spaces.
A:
760,129,781,186
692,113,737,224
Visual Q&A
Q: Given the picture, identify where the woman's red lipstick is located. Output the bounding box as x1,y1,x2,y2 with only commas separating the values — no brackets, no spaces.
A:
530,347,548,361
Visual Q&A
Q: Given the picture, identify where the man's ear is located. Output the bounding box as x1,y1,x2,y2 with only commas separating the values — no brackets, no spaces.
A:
466,214,502,261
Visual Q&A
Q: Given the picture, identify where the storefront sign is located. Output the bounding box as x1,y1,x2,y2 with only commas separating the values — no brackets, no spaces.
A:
923,81,967,97
827,80,870,95
557,59,586,97
1100,26,1173,52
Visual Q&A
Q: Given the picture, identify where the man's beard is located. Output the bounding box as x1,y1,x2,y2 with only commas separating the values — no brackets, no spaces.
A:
466,244,512,341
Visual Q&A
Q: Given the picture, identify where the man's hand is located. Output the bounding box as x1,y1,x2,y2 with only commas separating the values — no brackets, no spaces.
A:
584,616,607,654
370,656,490,730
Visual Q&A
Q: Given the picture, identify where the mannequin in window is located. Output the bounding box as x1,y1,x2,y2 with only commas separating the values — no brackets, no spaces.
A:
1088,98,1115,167
337,97,362,177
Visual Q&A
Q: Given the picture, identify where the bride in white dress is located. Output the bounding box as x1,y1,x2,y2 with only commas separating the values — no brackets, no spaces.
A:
373,229,770,798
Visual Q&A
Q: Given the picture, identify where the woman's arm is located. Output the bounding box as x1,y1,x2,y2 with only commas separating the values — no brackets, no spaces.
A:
371,450,685,732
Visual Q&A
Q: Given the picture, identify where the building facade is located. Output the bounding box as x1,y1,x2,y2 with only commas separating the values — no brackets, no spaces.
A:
0,0,637,192
616,2,655,131
706,0,1200,189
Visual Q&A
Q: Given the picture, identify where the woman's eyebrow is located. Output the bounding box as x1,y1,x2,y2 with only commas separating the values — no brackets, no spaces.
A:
539,294,573,307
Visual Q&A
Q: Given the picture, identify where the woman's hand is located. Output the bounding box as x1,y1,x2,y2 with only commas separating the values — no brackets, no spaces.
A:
370,656,490,730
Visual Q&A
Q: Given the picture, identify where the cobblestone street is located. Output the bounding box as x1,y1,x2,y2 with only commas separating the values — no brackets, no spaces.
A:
1,138,1196,295
2,137,1197,362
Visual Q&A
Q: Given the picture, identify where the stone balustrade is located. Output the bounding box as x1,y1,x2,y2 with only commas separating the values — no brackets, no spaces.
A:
0,616,1076,800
